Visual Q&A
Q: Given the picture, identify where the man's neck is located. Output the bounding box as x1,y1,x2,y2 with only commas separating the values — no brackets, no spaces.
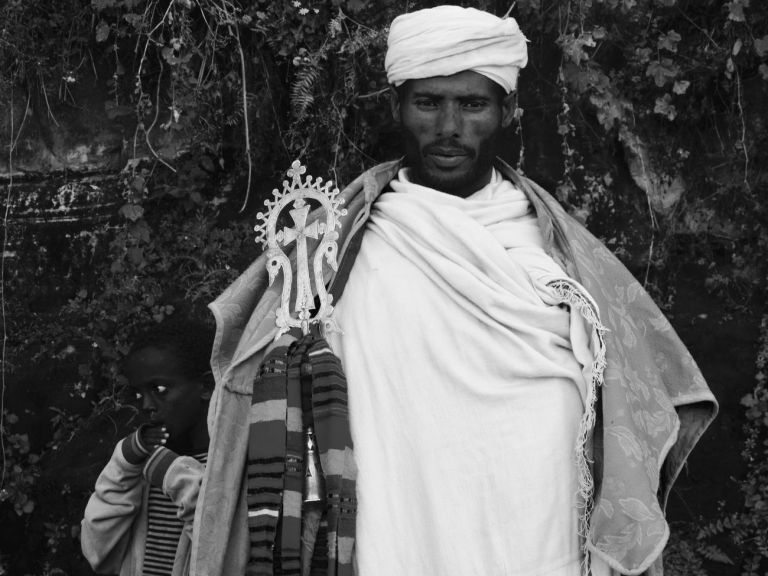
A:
404,166,495,198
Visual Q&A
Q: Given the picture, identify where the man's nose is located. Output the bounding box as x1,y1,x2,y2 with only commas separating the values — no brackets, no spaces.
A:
142,395,156,413
436,103,462,137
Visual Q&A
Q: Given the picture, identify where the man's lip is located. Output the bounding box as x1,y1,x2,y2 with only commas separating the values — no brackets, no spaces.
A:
426,147,467,157
426,150,468,168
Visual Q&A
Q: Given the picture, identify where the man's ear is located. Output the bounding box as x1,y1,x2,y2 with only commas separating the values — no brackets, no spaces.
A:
390,86,402,124
199,371,214,402
501,90,517,128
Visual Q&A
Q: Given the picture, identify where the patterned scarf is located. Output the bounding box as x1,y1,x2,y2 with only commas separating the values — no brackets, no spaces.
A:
246,330,356,576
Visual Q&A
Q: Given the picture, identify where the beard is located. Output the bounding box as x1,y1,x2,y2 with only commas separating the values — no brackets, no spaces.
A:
400,126,503,197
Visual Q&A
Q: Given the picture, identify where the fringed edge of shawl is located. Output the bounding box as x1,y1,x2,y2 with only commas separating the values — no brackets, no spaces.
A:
547,278,608,576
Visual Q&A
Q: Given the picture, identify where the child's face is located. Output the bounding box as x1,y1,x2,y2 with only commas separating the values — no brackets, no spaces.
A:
125,346,208,443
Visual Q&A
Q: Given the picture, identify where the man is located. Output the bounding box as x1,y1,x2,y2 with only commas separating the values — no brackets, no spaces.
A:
192,6,717,576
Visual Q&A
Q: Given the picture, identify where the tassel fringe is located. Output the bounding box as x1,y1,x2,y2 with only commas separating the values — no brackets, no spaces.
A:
547,278,608,576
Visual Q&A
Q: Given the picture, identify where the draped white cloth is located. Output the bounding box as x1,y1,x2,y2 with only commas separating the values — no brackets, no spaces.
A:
327,169,595,575
385,5,528,93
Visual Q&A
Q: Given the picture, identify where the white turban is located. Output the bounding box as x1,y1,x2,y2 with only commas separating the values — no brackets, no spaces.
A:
385,5,529,94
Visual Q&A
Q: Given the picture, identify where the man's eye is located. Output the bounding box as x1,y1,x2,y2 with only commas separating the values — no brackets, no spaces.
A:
154,385,168,395
463,101,485,110
415,99,437,108
134,392,143,400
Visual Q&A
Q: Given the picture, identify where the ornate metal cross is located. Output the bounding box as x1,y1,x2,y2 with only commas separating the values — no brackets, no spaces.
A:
282,201,319,318
254,160,347,337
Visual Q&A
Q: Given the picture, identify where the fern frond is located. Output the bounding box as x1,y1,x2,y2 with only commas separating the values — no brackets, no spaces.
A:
697,544,734,565
290,64,320,122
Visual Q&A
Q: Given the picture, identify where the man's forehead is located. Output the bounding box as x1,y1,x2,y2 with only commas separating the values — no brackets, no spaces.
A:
403,71,502,97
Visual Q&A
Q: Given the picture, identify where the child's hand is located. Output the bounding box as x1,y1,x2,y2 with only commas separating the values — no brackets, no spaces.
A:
139,424,169,451
122,424,169,464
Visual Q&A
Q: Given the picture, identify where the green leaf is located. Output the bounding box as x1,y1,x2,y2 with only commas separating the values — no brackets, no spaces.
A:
127,247,144,266
131,175,146,193
754,35,768,58
592,26,607,40
653,94,677,120
560,33,596,65
672,80,690,94
119,203,145,221
95,20,110,43
589,87,632,132
346,0,367,12
91,0,117,11
517,0,541,13
726,0,749,22
123,13,144,30
634,47,653,65
646,59,679,87
741,393,757,406
658,30,681,53
129,220,151,242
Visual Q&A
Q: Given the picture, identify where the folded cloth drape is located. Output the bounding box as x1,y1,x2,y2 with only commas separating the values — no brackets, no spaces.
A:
326,168,594,575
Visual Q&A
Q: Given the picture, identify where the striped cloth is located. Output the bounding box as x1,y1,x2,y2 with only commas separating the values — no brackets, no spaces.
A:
143,452,207,576
246,331,356,576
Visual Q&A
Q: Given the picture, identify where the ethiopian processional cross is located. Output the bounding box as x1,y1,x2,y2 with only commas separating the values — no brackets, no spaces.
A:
253,159,347,337
253,160,348,506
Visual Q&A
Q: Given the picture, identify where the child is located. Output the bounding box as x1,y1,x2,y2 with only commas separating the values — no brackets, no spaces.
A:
81,318,215,576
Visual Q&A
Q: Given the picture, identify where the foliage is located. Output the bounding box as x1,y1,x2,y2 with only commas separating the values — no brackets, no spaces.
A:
1,0,767,574
0,412,41,517
696,314,768,574
665,523,732,576
523,0,768,297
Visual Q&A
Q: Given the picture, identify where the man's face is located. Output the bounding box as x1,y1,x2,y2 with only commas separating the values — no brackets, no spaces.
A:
126,346,209,450
392,70,515,198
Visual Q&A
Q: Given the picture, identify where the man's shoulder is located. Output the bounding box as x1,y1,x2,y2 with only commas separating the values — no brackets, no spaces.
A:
493,158,539,190
346,159,402,199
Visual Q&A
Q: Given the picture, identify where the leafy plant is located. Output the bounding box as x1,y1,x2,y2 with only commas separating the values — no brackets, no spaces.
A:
1,0,767,574
0,412,41,517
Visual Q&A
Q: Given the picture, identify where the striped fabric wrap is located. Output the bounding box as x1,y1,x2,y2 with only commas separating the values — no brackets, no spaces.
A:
279,342,306,576
246,331,357,576
246,346,289,575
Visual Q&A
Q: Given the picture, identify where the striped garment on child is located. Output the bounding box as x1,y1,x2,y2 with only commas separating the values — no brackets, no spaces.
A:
142,452,207,576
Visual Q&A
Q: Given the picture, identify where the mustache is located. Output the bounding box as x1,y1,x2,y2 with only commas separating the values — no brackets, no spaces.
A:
423,140,474,157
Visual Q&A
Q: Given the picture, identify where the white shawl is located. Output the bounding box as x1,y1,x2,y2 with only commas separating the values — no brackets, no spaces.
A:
327,169,597,575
